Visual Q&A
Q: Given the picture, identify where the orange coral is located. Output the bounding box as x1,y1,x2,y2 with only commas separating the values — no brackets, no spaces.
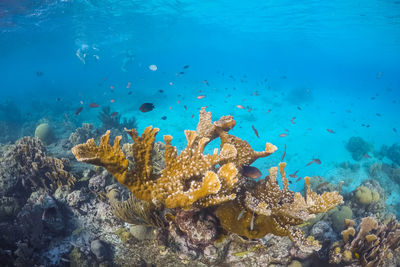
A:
216,163,343,252
72,108,277,209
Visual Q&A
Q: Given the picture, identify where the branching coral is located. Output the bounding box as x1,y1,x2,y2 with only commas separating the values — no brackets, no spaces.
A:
216,163,343,252
72,108,342,253
330,217,400,266
72,107,276,209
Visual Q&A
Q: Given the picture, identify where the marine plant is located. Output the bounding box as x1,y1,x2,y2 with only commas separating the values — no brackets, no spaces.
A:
72,107,342,252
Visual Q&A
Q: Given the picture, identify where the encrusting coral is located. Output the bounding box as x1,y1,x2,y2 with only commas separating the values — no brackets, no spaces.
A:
72,108,342,252
330,217,400,267
72,107,277,209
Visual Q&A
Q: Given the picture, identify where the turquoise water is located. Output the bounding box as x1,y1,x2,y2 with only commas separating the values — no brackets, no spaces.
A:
1,1,400,204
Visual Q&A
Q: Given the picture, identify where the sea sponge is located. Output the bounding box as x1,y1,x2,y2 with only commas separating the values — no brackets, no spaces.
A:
35,123,55,144
331,206,353,232
355,186,379,205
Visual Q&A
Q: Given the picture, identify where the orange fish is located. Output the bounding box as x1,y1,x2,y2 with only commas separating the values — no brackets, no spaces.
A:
290,117,296,124
169,106,172,110
296,176,303,182
110,99,115,103
313,158,321,164
253,91,259,96
89,103,99,108
251,125,259,138
266,109,271,113
306,160,314,166
126,82,131,88
177,100,181,104
327,129,335,134
197,95,206,99
110,85,114,90
279,133,287,137
191,114,195,118
236,105,245,109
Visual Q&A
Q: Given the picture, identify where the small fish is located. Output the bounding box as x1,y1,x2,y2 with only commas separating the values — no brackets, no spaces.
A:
296,176,303,182
253,91,259,96
110,99,115,103
290,117,296,124
111,112,118,117
394,128,397,133
183,65,189,69
161,116,167,120
327,129,335,134
284,129,289,132
168,106,172,110
266,109,271,113
126,82,131,88
149,64,158,71
184,105,187,110
158,89,164,93
177,100,181,104
191,114,195,118
36,71,43,76
75,107,83,115
376,71,383,79
281,75,287,79
281,144,287,162
128,91,132,95
169,82,173,86
313,158,321,164
376,113,381,117
279,133,288,137
346,110,352,113
139,103,155,112
80,100,84,105
306,160,315,166
178,71,184,75
297,106,302,111
236,105,245,109
289,170,299,178
89,103,99,108
251,125,259,138
241,166,262,179
363,153,371,158
197,95,206,99
110,85,115,90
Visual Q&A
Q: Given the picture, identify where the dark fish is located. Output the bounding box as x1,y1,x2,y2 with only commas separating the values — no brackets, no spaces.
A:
241,166,261,179
306,160,314,166
394,128,397,133
184,105,187,110
183,65,189,69
89,103,99,108
251,125,259,138
56,98,62,101
376,113,381,117
36,71,43,76
75,107,83,115
161,116,167,120
296,176,303,182
281,144,287,162
281,75,287,79
297,106,302,111
158,90,164,93
327,129,335,134
111,112,118,117
179,71,184,75
139,103,155,112
128,91,132,95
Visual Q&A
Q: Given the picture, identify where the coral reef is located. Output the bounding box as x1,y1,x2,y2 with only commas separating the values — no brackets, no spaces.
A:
216,165,342,252
72,108,342,254
330,205,353,232
98,106,137,131
386,143,400,166
346,136,372,161
329,217,400,267
0,137,75,196
72,107,277,209
69,123,95,146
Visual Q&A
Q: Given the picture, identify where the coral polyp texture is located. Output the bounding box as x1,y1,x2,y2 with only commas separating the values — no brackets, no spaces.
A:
72,108,342,251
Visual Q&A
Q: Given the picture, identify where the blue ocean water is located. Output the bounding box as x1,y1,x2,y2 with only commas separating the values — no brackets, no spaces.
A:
1,0,399,205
